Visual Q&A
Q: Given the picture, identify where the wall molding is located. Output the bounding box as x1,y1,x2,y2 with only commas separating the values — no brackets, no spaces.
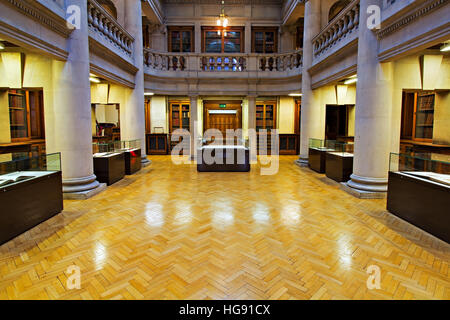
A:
90,63,136,89
0,20,68,60
1,0,72,38
376,0,449,39
378,23,450,62
311,64,357,90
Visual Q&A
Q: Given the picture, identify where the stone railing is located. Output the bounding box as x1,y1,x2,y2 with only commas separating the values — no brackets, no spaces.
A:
87,0,134,56
143,49,302,73
312,0,360,58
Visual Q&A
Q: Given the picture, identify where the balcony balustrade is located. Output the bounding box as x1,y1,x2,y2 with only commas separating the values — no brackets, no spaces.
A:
143,49,302,74
312,0,360,60
87,0,134,57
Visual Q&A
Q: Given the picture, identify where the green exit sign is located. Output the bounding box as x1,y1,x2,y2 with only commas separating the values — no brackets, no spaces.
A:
219,104,226,108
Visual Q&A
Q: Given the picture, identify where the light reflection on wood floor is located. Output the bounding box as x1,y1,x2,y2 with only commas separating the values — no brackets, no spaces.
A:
0,156,449,300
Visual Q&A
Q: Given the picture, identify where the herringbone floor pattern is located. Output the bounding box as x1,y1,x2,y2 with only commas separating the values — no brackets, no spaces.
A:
0,156,449,300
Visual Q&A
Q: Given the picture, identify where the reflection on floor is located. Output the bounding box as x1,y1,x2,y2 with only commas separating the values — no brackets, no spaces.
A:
0,156,449,299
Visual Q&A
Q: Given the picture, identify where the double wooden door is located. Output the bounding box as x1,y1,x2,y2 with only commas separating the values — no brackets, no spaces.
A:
203,101,242,139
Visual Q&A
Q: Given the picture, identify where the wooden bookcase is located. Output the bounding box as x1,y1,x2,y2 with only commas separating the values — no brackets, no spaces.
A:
169,101,190,132
168,26,194,53
252,27,278,53
8,89,44,141
169,101,190,153
256,101,277,132
413,92,435,142
401,91,435,143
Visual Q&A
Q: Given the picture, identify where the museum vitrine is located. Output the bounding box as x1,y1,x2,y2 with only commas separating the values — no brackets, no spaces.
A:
325,141,354,182
92,142,125,185
387,153,450,243
308,138,337,173
0,152,63,245
114,139,142,175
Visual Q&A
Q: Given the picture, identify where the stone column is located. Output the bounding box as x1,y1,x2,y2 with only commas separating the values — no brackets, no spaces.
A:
343,0,394,198
245,21,252,53
189,95,199,160
195,21,202,53
124,0,149,165
48,0,104,199
247,95,257,161
297,0,322,165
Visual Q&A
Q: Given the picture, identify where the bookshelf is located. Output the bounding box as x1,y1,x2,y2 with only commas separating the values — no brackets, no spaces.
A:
169,101,190,154
252,27,278,53
256,101,276,132
8,90,28,139
413,93,435,141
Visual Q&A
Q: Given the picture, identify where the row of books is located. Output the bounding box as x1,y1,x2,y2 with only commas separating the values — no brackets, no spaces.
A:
8,95,26,109
417,95,435,111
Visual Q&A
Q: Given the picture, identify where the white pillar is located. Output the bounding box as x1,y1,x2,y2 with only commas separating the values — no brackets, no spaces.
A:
189,95,199,159
124,0,149,164
297,0,323,164
47,0,103,198
344,0,394,197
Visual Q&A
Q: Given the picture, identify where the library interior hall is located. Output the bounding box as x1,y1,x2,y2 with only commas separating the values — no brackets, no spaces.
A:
0,0,449,300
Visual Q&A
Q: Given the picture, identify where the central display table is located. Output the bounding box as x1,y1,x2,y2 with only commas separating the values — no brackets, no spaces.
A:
197,145,250,172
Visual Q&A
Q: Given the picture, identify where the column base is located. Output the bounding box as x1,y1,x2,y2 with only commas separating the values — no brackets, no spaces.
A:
141,156,152,167
294,157,309,167
63,183,107,200
341,174,387,199
62,174,106,200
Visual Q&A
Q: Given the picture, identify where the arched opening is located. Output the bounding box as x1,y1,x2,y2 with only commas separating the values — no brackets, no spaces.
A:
328,0,352,22
97,0,117,19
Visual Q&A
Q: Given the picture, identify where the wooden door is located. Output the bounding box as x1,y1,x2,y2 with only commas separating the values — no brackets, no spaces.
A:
203,101,242,141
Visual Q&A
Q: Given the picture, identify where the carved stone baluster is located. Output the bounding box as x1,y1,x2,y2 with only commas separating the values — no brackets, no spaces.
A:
353,5,359,28
341,14,349,36
337,20,343,41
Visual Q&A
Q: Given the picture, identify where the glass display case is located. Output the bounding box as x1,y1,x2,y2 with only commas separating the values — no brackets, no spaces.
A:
308,138,337,173
113,139,141,152
114,139,142,175
0,152,63,245
92,142,125,185
387,152,450,243
389,152,450,180
325,142,354,182
0,152,61,186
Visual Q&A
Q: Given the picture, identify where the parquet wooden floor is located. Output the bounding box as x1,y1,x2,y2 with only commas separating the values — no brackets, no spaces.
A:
0,156,449,300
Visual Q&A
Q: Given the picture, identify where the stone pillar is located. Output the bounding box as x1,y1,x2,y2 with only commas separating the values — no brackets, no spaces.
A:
195,21,202,53
245,21,252,53
124,0,149,165
247,95,257,161
297,0,322,165
189,95,199,160
48,0,104,199
247,96,256,131
342,0,394,198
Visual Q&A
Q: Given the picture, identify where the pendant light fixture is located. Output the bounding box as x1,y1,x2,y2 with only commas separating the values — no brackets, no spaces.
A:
216,1,229,37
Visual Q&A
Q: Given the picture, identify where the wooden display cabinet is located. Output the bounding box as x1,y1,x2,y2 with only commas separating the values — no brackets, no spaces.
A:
279,134,299,155
146,133,169,155
93,152,125,185
169,101,190,154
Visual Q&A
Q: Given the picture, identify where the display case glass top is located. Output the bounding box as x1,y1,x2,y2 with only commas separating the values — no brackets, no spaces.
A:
114,139,141,151
389,152,450,186
309,138,337,151
327,141,354,157
0,152,61,189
